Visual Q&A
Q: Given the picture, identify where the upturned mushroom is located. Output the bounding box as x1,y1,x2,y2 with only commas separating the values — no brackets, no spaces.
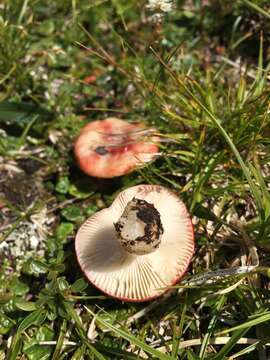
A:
75,184,194,302
74,117,159,178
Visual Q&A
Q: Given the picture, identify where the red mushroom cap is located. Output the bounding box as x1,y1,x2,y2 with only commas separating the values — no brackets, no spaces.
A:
74,118,158,178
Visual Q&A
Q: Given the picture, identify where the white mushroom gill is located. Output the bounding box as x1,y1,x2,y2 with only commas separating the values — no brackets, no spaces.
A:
75,184,194,301
114,197,164,255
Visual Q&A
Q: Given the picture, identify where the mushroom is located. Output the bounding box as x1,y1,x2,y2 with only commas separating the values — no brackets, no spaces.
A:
74,117,159,178
75,184,194,302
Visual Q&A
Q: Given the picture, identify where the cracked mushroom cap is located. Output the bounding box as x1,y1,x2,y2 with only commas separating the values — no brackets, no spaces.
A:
75,185,194,302
74,118,158,178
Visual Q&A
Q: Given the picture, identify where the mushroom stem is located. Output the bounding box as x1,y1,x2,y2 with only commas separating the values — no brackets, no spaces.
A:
114,197,164,255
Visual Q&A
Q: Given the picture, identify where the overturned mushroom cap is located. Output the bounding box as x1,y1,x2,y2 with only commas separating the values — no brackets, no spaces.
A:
74,118,158,178
75,185,194,302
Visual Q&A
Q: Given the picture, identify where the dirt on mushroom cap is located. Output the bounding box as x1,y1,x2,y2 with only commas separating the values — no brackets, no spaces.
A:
114,197,164,255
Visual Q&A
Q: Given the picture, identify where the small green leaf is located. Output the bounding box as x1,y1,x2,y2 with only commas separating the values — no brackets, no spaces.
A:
61,205,84,222
71,278,88,292
53,264,66,273
57,277,70,291
17,309,47,333
85,204,98,217
15,300,37,312
0,315,13,334
29,260,48,275
55,222,74,242
24,345,52,360
55,176,70,194
36,325,55,342
69,183,93,199
10,278,29,296
23,325,54,360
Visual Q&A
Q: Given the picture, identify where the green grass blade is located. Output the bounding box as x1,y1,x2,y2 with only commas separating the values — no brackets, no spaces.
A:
0,101,51,126
228,339,260,359
171,302,187,359
95,344,146,359
199,295,226,359
64,302,107,360
17,309,47,333
7,336,22,360
242,0,270,19
216,313,270,335
70,345,86,360
8,309,47,360
85,307,172,360
150,48,264,216
185,84,263,215
212,328,249,360
249,163,270,219
52,320,67,360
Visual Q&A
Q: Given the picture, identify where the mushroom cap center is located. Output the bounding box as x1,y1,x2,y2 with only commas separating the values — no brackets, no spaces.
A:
114,197,164,255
